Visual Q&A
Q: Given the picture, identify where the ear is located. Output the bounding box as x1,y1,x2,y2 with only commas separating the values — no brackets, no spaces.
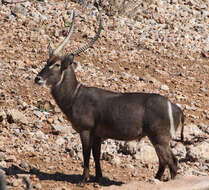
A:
61,53,74,71
67,53,74,63
48,42,53,57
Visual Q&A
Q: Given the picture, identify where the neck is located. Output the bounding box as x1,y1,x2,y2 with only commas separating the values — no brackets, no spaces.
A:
51,68,80,113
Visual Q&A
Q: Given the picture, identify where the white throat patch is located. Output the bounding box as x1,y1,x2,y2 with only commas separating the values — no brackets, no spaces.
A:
56,70,65,87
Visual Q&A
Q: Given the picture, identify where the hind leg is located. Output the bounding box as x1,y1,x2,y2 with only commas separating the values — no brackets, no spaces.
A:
148,135,177,180
169,153,178,179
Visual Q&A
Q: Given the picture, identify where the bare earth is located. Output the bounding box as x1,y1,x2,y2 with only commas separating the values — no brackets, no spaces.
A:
0,0,209,189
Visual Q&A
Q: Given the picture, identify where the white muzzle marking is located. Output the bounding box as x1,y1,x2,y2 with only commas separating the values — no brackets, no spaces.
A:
168,100,175,139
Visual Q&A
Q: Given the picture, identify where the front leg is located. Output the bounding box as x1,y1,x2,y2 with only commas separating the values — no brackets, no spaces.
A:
79,130,93,187
92,136,102,183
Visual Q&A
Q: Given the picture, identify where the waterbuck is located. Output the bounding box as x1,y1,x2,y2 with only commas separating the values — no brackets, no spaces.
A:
34,12,184,186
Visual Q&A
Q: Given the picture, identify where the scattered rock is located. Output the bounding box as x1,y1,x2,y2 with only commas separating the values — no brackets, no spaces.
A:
0,152,6,161
189,142,209,161
20,161,30,170
160,84,169,91
0,0,209,189
6,109,29,124
172,142,186,159
33,110,44,118
134,143,158,163
11,4,28,17
102,152,114,162
52,124,70,134
35,130,47,140
141,74,162,86
119,142,137,156
111,156,121,166
55,136,65,146
6,155,17,162
200,87,206,92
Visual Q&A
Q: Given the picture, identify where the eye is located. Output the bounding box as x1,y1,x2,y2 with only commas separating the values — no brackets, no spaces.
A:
54,63,60,67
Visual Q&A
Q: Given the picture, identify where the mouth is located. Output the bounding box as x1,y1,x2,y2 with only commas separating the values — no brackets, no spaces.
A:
34,76,46,86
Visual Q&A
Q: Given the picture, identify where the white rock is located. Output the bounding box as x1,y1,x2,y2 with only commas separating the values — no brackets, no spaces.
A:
111,156,121,166
0,152,6,161
190,142,209,160
160,84,169,91
52,124,70,134
135,142,158,163
35,130,47,140
55,136,65,146
119,141,137,155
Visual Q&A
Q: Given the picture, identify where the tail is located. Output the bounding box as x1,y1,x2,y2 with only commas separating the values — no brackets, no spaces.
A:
180,111,184,141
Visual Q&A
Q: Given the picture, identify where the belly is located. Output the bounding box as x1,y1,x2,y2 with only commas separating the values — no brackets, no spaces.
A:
94,124,143,141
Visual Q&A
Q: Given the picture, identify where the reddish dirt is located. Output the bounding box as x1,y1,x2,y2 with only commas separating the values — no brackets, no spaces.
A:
0,1,208,189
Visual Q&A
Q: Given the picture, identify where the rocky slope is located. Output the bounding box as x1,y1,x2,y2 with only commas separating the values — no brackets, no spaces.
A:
0,0,208,189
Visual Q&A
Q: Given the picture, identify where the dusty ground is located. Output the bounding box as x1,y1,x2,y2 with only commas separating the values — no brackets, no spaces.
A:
0,0,209,189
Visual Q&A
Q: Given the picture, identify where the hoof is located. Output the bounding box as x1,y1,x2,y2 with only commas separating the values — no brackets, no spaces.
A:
95,177,111,186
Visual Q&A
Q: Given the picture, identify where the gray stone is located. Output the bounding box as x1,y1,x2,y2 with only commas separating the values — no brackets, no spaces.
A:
35,130,47,140
6,109,29,124
202,10,209,17
24,144,35,153
122,72,132,79
20,161,29,169
111,156,121,166
102,152,114,162
141,74,162,86
13,128,21,136
135,142,158,163
11,4,28,17
0,152,6,161
22,1,31,7
54,29,60,37
6,155,17,162
190,141,209,161
197,123,209,135
33,110,43,118
0,161,7,168
172,142,186,158
119,141,137,155
52,124,70,134
185,105,197,111
200,87,206,92
184,124,203,138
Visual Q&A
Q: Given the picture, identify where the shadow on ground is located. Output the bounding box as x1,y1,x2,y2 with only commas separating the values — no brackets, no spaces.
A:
2,165,123,186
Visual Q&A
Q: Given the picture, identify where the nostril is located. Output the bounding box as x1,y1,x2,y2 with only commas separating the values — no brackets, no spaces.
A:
35,76,41,84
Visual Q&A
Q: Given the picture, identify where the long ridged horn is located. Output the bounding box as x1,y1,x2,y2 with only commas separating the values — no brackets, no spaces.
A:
53,10,75,55
71,14,103,56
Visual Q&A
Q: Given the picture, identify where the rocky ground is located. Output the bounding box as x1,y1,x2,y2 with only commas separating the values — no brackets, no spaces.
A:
0,0,208,189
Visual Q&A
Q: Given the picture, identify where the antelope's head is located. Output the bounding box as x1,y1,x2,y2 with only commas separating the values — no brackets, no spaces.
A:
35,11,103,87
